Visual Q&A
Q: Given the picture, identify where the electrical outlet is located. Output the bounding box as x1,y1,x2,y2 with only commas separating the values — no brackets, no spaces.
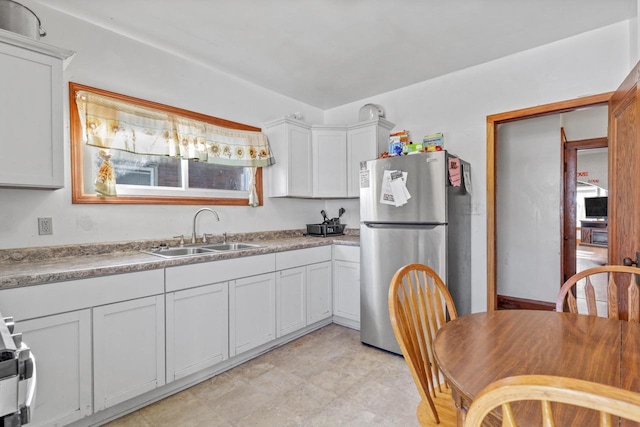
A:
38,217,53,235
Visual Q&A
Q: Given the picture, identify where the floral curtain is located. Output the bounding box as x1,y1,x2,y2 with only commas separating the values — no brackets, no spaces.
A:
75,90,275,167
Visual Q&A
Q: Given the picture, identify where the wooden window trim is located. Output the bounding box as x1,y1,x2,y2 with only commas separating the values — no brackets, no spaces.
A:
69,82,263,206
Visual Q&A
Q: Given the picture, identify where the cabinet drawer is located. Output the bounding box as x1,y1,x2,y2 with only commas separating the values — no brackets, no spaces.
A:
166,254,275,292
333,245,360,263
275,246,332,270
0,269,164,321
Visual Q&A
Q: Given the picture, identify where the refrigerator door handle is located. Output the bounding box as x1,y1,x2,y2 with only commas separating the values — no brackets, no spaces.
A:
363,222,444,230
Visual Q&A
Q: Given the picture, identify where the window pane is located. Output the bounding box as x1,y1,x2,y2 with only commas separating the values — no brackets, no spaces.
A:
188,161,249,191
86,146,182,189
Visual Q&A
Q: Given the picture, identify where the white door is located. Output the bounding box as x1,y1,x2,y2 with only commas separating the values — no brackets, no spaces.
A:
307,261,332,324
93,295,165,411
347,125,377,197
313,129,347,197
276,267,306,337
16,310,92,427
288,123,313,197
229,273,276,356
0,41,64,188
333,260,361,322
166,282,229,382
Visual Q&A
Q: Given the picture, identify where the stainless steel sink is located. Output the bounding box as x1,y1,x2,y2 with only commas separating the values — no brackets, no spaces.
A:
201,242,262,251
143,242,262,258
143,247,217,258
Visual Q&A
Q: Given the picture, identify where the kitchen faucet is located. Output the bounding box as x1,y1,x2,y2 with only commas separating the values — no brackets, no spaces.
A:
192,208,220,244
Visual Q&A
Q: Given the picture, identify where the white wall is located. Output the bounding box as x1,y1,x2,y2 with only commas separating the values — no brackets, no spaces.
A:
578,149,609,191
0,3,335,249
325,21,632,312
497,115,562,303
561,105,608,141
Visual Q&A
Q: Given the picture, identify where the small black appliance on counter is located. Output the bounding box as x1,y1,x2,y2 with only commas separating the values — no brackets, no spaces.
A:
305,208,346,237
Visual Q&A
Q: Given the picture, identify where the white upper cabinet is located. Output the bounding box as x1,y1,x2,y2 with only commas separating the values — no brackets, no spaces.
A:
347,119,395,197
263,117,313,197
313,126,347,197
0,30,74,189
264,116,394,198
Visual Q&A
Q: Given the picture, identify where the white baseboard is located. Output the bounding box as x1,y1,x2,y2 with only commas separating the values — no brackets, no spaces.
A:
331,315,360,330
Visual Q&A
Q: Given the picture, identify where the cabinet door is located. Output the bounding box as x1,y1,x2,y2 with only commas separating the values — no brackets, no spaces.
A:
0,42,64,188
333,260,361,322
166,283,229,382
93,295,165,411
276,267,306,337
307,261,332,324
288,124,314,197
347,125,378,197
229,273,276,356
16,310,92,427
313,129,347,197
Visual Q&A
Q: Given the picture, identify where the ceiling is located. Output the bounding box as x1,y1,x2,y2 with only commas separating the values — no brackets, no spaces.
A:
33,0,636,109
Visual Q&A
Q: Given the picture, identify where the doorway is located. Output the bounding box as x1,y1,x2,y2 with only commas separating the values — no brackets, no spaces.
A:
563,141,608,286
486,93,612,311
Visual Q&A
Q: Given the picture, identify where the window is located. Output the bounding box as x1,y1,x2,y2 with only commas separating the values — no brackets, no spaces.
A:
69,82,270,205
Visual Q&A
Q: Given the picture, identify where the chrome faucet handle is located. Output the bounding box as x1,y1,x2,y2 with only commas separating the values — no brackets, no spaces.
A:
202,233,211,244
173,235,185,247
223,232,227,244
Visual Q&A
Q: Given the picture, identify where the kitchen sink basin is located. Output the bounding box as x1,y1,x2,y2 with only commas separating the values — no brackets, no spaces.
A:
143,247,217,258
143,242,262,258
201,243,262,251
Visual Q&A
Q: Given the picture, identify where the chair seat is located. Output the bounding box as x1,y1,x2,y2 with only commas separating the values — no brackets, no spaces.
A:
417,385,457,426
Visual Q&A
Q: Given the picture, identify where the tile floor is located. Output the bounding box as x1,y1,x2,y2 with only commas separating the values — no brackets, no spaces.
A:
104,324,422,426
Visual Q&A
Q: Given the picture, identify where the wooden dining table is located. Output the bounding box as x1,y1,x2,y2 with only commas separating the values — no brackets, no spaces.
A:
433,310,640,426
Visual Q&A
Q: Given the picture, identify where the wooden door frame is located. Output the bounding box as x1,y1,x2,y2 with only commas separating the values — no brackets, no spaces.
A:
486,93,612,311
562,137,608,285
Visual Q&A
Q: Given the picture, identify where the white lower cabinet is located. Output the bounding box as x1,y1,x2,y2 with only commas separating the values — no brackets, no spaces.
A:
275,260,332,337
333,260,360,322
333,246,361,327
93,295,165,411
275,247,333,338
15,310,92,427
166,282,229,382
229,273,276,357
276,267,306,337
307,261,332,324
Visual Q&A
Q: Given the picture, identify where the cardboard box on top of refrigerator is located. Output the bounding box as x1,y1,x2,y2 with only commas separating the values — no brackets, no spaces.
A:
403,143,424,155
423,132,444,152
388,130,410,156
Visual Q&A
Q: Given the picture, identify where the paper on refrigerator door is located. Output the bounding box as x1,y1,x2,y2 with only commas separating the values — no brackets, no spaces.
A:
380,170,411,206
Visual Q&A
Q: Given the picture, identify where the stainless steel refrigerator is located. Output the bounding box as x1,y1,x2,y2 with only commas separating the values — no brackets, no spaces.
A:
359,151,471,354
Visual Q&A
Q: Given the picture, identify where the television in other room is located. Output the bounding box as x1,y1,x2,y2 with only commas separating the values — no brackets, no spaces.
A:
584,196,608,218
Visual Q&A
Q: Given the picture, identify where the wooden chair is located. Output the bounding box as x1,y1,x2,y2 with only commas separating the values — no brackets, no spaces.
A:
388,263,457,425
556,265,640,321
465,375,640,426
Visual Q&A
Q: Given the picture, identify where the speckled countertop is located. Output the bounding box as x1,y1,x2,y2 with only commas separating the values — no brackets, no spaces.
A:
0,229,360,290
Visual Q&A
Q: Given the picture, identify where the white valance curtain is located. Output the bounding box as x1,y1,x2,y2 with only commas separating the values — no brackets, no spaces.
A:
75,90,275,168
